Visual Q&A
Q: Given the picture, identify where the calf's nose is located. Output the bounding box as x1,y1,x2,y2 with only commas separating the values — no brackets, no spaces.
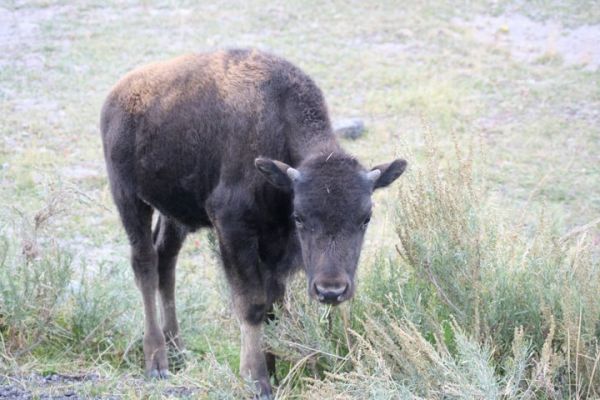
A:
314,281,349,304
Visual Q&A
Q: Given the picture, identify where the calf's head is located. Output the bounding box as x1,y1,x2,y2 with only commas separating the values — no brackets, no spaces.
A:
256,154,406,305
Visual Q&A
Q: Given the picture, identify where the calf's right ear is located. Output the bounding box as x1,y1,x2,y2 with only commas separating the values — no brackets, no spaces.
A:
367,158,407,190
255,158,301,191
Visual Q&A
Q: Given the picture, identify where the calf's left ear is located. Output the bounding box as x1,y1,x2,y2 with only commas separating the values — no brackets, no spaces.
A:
367,158,407,190
255,158,301,191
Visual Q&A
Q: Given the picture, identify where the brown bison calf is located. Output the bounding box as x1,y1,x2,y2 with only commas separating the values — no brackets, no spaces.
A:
100,49,406,398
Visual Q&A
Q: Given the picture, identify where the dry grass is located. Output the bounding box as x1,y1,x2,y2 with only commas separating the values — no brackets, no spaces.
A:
264,123,599,398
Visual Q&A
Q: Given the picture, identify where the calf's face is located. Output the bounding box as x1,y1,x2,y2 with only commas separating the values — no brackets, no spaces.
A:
255,155,406,305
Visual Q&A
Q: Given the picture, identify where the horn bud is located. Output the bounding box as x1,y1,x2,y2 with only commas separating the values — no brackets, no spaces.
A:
366,169,381,182
287,167,301,181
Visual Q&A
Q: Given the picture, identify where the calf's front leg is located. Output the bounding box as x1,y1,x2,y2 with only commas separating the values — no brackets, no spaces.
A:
239,309,270,397
212,221,274,397
235,275,286,397
229,270,273,398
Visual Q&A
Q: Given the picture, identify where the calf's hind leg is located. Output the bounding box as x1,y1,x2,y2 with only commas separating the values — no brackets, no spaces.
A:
153,215,187,349
113,194,168,378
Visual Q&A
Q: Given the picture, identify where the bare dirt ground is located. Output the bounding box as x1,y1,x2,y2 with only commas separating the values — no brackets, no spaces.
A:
456,13,600,70
0,373,197,399
1,373,109,400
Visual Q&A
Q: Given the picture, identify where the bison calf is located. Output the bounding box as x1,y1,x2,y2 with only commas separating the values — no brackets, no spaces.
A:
100,49,406,398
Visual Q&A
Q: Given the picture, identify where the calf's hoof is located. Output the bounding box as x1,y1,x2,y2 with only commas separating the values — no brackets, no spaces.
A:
253,378,273,400
145,354,170,379
167,342,188,372
144,332,169,379
147,368,170,379
165,333,187,364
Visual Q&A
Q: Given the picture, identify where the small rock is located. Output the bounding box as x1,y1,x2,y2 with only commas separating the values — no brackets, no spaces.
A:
333,118,365,140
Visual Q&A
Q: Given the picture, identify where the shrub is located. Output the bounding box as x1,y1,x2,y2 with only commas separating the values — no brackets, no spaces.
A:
267,129,600,398
0,204,73,358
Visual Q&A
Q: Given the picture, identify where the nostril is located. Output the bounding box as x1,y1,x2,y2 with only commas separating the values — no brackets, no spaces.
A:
316,284,346,296
315,283,348,302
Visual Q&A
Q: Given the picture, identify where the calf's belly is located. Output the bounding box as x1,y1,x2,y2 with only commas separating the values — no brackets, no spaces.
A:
137,173,213,231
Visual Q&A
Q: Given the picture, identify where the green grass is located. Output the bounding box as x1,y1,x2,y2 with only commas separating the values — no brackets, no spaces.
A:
1,0,599,398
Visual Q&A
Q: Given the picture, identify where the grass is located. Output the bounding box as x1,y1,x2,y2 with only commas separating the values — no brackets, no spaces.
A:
1,0,599,398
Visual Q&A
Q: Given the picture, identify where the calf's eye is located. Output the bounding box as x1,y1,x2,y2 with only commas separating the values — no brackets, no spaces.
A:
293,214,304,228
361,215,371,229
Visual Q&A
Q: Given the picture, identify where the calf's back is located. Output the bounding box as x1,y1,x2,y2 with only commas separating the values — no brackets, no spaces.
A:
100,49,333,230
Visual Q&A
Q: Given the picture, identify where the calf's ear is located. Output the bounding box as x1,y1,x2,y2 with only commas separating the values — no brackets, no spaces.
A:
367,158,407,190
255,158,301,191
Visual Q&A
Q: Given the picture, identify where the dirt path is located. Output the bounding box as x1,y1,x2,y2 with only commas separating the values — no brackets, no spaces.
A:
1,373,107,400
0,373,197,399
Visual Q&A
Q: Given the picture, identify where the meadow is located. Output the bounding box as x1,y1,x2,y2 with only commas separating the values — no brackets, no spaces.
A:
1,0,599,398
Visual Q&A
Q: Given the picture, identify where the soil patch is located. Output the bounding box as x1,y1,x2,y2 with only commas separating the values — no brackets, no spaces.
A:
0,373,198,399
454,13,600,70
